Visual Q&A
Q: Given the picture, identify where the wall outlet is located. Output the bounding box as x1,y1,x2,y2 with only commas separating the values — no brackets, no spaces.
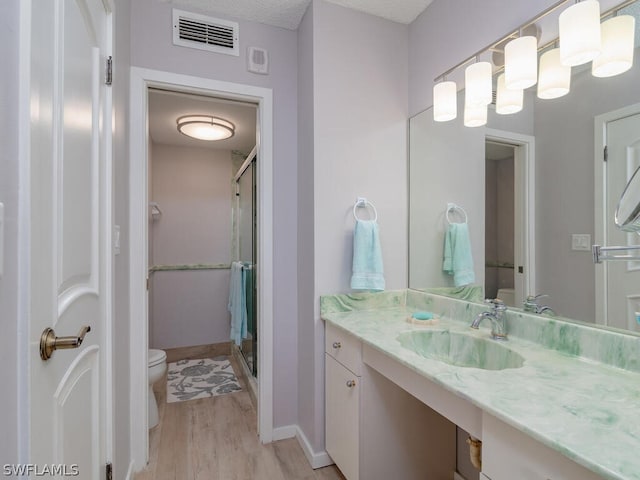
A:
571,233,591,251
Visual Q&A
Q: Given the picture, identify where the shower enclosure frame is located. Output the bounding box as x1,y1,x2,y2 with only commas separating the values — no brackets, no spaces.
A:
128,67,274,471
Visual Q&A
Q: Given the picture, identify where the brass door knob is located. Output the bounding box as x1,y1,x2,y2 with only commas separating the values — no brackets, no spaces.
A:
40,325,91,361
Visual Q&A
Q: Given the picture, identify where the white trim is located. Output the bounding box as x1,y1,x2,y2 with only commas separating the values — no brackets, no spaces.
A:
295,426,334,469
17,0,32,464
594,102,640,326
485,129,536,303
272,424,297,441
124,460,135,480
128,67,274,470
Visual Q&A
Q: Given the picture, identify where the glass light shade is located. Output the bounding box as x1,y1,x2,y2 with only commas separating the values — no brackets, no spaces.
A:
559,0,601,66
592,15,636,78
505,36,538,90
537,48,571,99
465,62,493,107
433,81,457,122
464,104,487,127
176,115,235,141
496,74,523,114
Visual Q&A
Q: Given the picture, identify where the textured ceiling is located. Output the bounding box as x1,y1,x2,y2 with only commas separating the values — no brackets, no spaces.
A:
158,0,433,29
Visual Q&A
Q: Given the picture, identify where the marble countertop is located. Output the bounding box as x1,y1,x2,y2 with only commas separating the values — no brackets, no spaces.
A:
321,290,640,480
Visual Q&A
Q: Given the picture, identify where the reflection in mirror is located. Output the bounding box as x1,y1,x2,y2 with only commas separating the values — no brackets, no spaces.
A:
409,1,640,333
616,165,640,231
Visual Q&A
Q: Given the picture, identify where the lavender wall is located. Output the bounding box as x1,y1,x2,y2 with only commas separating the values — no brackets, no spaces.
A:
130,0,299,428
150,144,233,349
0,0,21,466
297,0,409,455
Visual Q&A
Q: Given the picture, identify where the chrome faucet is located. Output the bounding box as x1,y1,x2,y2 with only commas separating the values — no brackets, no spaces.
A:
470,299,508,340
523,294,556,316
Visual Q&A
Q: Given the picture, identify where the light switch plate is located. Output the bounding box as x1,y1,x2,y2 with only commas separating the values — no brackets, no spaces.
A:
571,233,591,251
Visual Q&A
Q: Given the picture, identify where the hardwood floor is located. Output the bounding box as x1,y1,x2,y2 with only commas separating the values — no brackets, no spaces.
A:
135,354,345,480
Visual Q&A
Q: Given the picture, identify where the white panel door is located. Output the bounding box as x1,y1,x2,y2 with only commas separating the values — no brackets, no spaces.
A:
606,113,640,331
28,0,111,478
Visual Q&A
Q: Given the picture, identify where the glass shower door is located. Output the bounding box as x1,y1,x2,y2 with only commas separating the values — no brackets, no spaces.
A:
238,159,257,377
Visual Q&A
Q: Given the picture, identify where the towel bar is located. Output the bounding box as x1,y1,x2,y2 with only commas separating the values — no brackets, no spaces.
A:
353,197,378,222
446,203,468,224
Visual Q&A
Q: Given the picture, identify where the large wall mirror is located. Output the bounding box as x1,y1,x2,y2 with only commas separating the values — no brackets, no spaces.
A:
409,1,640,333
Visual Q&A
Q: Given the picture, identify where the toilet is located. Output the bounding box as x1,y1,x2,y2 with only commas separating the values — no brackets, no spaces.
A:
496,288,516,307
148,349,167,429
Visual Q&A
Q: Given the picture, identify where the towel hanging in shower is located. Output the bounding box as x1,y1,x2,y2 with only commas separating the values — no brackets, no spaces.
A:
228,262,247,346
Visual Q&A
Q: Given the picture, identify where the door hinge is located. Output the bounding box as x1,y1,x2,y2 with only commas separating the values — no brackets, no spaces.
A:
105,463,112,480
604,145,608,162
105,56,113,86
146,277,150,291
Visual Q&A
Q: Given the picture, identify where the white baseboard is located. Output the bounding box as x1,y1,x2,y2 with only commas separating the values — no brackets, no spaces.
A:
125,460,135,480
295,426,334,469
272,424,297,441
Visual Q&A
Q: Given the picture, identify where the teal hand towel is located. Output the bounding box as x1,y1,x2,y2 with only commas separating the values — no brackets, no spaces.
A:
443,223,475,287
351,220,385,291
228,262,247,346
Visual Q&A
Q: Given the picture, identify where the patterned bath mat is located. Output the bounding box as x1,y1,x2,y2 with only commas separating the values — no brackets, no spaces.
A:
166,357,242,403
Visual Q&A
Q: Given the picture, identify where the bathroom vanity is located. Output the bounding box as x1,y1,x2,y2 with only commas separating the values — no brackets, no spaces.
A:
322,290,640,480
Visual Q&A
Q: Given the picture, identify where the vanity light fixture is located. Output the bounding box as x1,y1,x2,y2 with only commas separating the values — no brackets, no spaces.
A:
176,115,235,141
433,80,458,122
592,14,636,78
465,61,493,107
464,104,487,127
496,73,524,114
537,47,571,99
559,0,602,66
505,35,538,90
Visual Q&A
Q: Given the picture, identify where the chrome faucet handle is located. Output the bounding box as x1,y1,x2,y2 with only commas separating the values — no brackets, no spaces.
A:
524,294,549,312
484,298,507,312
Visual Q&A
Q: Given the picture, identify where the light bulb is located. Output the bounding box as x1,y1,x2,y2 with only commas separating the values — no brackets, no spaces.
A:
559,0,601,66
433,81,457,122
464,104,487,127
465,62,493,107
592,15,635,78
537,48,571,99
496,74,523,114
505,36,538,90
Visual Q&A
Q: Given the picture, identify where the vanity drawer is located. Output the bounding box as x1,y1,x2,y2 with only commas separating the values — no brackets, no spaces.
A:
482,413,602,480
325,323,362,375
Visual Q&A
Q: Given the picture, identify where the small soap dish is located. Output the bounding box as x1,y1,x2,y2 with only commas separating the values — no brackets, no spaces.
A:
406,312,440,326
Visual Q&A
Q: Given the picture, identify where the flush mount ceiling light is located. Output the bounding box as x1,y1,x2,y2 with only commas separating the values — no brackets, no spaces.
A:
592,14,636,78
176,115,235,141
433,80,458,122
559,0,602,66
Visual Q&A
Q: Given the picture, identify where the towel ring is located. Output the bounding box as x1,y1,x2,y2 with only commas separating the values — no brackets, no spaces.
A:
353,198,378,222
446,203,468,224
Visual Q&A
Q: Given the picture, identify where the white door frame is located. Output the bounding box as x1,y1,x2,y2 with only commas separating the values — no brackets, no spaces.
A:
129,67,274,470
485,128,536,305
594,102,640,326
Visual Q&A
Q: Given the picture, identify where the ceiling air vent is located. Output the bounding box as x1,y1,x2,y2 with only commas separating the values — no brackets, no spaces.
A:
173,9,239,57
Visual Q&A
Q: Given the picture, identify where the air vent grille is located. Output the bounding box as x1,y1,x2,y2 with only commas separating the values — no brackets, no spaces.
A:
173,9,239,56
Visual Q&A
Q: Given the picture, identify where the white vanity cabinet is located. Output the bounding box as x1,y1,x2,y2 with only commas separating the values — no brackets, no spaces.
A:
481,413,603,480
325,323,457,480
325,323,361,480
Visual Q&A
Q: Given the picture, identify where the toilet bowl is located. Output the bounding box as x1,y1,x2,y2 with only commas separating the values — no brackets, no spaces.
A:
148,349,167,429
496,288,516,307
